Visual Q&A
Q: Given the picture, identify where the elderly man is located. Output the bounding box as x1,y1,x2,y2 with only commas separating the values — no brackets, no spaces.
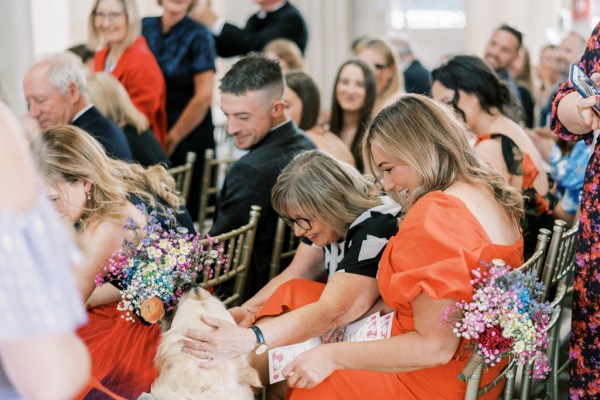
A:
23,53,132,160
209,54,315,300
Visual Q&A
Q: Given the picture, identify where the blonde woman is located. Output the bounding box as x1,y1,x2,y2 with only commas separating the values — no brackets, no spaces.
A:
283,95,524,400
90,0,167,146
88,72,168,167
181,151,401,399
33,125,194,399
354,37,405,114
264,38,305,73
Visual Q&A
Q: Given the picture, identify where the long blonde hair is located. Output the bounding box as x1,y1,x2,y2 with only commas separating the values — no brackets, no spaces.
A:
33,125,183,229
88,72,148,134
272,150,381,237
362,95,524,223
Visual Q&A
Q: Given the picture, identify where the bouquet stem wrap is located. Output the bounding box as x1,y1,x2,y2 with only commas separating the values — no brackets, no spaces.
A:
459,353,484,383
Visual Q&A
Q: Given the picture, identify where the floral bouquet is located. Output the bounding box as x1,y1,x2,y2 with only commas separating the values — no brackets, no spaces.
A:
95,205,227,323
443,259,555,382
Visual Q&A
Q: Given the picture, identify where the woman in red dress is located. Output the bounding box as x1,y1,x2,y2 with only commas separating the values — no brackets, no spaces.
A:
282,95,525,400
34,125,194,399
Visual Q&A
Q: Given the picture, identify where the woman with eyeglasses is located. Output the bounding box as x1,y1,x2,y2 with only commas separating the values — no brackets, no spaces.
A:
181,150,401,399
431,55,550,257
89,0,168,146
281,95,524,400
329,60,377,171
354,37,404,114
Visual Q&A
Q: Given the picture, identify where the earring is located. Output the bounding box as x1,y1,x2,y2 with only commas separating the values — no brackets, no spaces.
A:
86,191,91,201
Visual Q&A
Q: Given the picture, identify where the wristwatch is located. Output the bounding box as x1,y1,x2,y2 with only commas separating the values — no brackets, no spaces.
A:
249,325,268,355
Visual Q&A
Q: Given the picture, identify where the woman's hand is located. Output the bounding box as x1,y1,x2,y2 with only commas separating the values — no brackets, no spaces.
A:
282,345,339,390
229,306,258,328
180,314,256,368
576,72,600,130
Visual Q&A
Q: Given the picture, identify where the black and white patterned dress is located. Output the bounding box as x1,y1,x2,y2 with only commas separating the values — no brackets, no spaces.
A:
317,197,402,278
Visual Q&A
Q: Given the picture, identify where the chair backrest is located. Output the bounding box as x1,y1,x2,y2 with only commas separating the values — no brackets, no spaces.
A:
198,205,261,307
166,151,196,202
540,220,578,302
463,229,552,400
269,218,301,280
197,148,238,232
516,220,578,400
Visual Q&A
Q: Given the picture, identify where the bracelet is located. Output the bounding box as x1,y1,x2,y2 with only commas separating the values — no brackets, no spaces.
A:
249,325,268,355
244,306,257,324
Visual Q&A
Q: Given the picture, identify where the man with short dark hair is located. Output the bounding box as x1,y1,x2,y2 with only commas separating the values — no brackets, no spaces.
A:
484,24,533,127
23,53,132,161
209,54,315,299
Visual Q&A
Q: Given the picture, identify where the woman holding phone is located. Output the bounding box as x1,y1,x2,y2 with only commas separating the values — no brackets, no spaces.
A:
551,23,600,399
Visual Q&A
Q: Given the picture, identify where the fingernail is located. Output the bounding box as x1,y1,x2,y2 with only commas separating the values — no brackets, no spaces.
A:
594,95,600,102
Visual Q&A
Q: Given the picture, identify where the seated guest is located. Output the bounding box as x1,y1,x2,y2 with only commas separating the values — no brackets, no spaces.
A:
0,103,90,400
23,53,132,161
90,0,167,145
88,72,168,167
329,60,377,171
68,43,96,72
354,37,404,114
207,54,315,300
431,55,551,257
264,38,305,73
33,125,194,399
284,71,355,166
182,150,402,399
281,95,524,400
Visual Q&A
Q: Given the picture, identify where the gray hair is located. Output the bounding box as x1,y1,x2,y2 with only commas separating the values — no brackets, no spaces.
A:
271,150,382,237
46,53,90,101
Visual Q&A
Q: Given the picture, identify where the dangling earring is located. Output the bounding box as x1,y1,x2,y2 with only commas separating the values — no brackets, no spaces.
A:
86,191,92,201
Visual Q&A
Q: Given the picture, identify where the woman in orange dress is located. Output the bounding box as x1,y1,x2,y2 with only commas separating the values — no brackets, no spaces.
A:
33,125,194,399
282,95,525,400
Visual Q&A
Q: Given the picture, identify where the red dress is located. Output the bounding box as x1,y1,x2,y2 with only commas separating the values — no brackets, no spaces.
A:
95,36,167,147
290,191,524,400
74,302,161,399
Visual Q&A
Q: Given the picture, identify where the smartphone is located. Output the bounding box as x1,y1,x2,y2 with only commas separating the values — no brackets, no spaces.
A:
569,64,600,112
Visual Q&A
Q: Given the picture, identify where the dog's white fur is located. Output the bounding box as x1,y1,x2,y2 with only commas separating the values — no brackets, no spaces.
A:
150,287,261,400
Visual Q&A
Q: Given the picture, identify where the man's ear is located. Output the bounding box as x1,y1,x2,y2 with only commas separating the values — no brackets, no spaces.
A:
272,99,285,118
68,82,81,104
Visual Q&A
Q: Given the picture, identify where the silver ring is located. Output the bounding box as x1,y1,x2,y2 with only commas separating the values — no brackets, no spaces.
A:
201,350,213,359
288,371,300,379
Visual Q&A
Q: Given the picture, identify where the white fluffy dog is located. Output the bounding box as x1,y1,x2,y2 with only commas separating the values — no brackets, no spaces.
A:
148,286,261,400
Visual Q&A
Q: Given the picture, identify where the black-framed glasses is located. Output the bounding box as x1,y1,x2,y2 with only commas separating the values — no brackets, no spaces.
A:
282,217,313,231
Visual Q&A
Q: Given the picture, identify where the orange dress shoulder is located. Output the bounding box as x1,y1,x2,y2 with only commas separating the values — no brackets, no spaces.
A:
290,191,523,400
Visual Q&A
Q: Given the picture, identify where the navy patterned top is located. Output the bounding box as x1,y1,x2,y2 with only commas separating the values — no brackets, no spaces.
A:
142,16,216,127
